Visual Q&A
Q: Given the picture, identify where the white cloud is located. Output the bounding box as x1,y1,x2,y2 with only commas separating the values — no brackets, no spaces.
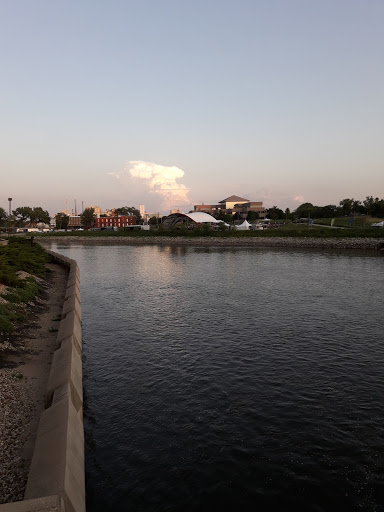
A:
294,195,305,203
108,160,190,210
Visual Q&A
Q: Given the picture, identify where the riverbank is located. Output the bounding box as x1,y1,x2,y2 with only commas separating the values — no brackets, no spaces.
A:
39,236,383,250
0,262,69,504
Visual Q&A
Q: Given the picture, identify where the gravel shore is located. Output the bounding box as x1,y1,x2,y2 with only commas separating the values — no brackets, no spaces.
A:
40,235,383,250
0,263,68,504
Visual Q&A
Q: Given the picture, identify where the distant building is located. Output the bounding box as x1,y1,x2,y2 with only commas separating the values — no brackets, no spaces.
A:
93,216,136,229
193,195,267,219
68,216,82,229
86,205,102,217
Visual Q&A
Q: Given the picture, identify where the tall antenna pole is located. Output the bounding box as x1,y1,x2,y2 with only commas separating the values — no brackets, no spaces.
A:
74,199,77,216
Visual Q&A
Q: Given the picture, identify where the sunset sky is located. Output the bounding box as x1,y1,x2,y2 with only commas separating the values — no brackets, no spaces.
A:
1,0,383,215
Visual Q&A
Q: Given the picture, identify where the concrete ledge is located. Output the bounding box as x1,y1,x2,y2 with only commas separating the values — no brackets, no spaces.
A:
68,267,80,280
46,336,83,409
14,250,86,512
61,296,81,321
25,395,84,512
64,284,81,303
0,495,65,512
66,274,80,290
57,311,82,348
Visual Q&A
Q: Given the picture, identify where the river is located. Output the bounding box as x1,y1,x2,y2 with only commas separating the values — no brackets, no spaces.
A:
45,242,384,511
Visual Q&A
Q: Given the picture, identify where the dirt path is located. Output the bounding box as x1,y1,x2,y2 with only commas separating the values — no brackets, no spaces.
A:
0,262,69,504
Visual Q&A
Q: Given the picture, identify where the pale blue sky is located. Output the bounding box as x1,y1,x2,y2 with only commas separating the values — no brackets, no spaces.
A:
1,0,383,214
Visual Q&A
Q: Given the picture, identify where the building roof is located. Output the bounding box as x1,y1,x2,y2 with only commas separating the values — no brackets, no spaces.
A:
163,211,220,228
186,212,220,223
219,195,249,204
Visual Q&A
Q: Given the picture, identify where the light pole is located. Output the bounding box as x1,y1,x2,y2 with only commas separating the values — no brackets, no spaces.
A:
8,197,12,234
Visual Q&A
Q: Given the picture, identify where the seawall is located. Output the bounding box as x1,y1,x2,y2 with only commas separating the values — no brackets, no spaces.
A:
0,251,85,512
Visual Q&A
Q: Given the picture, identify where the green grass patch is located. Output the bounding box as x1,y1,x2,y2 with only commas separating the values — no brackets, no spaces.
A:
313,217,383,228
0,302,26,334
0,239,49,334
1,277,40,304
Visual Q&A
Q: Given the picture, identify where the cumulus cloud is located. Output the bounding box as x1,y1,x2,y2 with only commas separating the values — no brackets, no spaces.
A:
109,160,190,210
294,195,305,203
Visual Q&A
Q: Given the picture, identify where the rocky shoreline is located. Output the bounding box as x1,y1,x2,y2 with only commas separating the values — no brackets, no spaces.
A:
39,236,384,250
0,263,69,504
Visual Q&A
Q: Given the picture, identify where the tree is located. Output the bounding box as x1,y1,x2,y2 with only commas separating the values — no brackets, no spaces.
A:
247,211,259,221
214,210,233,223
148,216,158,226
55,213,69,230
13,206,50,226
13,206,33,226
295,202,314,219
318,204,339,218
80,207,95,229
363,196,384,217
371,198,384,218
267,206,285,220
363,196,375,216
32,207,50,224
339,198,361,216
0,207,7,227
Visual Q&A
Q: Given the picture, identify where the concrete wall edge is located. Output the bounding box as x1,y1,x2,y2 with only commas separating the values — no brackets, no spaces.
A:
4,250,86,512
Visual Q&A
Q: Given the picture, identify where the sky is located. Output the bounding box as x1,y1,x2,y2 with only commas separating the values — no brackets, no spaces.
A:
1,0,383,215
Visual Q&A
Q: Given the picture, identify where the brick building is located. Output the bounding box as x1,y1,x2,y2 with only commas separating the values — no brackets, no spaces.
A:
93,216,136,229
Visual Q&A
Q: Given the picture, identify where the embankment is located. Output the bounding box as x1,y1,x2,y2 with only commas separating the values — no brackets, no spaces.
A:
40,235,383,250
0,251,84,512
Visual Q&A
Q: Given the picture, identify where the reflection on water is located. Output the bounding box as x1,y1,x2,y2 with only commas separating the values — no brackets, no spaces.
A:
46,243,384,512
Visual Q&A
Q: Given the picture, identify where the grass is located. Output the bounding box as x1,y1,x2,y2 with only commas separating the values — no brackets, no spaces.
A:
313,216,383,228
0,238,49,334
0,303,26,334
29,220,384,239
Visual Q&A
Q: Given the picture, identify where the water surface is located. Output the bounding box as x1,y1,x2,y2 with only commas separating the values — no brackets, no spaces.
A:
46,243,384,511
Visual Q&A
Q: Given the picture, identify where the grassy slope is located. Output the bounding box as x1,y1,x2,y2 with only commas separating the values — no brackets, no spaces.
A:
0,239,49,334
313,216,382,228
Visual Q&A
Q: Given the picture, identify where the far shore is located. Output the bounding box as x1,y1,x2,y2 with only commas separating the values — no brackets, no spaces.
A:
38,236,384,251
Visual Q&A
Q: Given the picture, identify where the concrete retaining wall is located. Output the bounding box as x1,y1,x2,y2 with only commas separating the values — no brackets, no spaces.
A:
0,252,85,512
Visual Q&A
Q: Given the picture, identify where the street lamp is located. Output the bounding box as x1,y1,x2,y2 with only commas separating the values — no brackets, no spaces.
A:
8,197,12,234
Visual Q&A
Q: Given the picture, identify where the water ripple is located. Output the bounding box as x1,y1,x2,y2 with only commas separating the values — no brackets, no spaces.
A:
47,243,384,511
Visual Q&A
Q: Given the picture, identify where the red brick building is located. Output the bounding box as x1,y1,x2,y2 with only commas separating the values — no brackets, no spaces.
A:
93,216,136,229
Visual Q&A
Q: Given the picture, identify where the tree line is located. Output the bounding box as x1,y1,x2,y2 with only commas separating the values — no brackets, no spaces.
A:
0,206,50,227
1,197,383,230
243,196,384,222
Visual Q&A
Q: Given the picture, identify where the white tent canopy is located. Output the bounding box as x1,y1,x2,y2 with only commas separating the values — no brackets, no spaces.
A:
185,212,220,224
235,220,251,230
